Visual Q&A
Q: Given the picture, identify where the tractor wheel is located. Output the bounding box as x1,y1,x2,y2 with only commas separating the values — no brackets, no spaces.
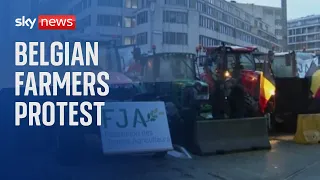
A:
270,113,297,133
244,94,260,117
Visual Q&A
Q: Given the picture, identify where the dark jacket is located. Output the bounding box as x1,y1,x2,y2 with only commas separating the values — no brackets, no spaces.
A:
211,80,225,118
228,84,245,118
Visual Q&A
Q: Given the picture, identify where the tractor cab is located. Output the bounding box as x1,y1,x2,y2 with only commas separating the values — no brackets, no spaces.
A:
201,45,260,98
130,46,209,108
199,44,276,118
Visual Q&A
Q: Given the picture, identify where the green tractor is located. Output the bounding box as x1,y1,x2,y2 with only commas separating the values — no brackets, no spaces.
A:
130,49,209,107
126,47,210,149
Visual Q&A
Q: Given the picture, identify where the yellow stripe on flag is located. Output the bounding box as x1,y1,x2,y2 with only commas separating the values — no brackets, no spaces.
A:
311,70,320,96
260,72,276,102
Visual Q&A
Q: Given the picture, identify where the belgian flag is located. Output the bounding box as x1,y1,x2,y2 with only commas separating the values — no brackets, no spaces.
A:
307,62,320,98
259,56,276,113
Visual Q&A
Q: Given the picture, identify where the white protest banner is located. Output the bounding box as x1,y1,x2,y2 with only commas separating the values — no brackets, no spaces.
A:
297,58,313,78
296,56,319,78
118,46,134,72
100,101,173,154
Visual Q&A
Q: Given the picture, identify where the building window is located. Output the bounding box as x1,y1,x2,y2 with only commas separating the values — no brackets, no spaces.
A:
77,15,91,32
227,5,232,13
235,9,240,17
289,37,294,43
199,16,214,30
275,29,282,36
126,0,138,8
97,14,122,27
97,0,122,7
263,8,273,15
189,0,196,8
140,0,145,8
204,16,214,30
137,11,148,25
275,19,281,25
296,36,306,42
296,28,302,35
254,20,257,27
163,11,188,24
199,35,220,47
217,11,223,20
163,32,188,45
136,32,148,45
124,17,135,28
164,0,187,7
124,36,136,45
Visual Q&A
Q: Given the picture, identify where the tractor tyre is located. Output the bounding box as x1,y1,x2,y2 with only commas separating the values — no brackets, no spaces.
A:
244,94,260,117
271,114,297,133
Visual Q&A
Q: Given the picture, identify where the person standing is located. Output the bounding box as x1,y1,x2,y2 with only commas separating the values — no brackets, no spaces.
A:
228,79,246,118
211,71,226,119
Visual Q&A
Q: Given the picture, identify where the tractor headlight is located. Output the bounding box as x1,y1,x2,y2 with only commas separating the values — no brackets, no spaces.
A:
224,71,231,78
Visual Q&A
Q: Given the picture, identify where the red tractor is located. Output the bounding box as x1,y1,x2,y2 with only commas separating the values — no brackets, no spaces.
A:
198,44,275,119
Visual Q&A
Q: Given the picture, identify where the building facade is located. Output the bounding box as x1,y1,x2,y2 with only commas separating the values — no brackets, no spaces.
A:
288,15,320,52
38,0,282,53
232,1,284,50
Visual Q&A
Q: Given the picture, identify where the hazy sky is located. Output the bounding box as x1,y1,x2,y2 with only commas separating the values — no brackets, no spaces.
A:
234,0,320,20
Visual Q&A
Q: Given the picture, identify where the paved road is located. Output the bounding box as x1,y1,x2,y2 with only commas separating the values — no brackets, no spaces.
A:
2,135,320,180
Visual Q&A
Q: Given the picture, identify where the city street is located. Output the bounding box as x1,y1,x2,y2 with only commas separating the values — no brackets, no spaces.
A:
3,135,319,180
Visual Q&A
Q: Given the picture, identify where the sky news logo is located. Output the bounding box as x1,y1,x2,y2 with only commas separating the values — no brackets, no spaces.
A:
15,15,76,30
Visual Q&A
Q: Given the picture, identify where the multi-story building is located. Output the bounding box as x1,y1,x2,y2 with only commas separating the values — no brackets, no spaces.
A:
288,15,320,52
231,1,284,50
37,0,282,53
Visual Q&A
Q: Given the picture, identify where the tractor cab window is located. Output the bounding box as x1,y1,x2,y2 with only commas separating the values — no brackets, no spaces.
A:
272,55,296,78
142,54,195,82
162,54,195,81
142,57,155,82
104,47,121,72
159,56,174,81
227,55,236,73
239,54,255,71
209,52,254,71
